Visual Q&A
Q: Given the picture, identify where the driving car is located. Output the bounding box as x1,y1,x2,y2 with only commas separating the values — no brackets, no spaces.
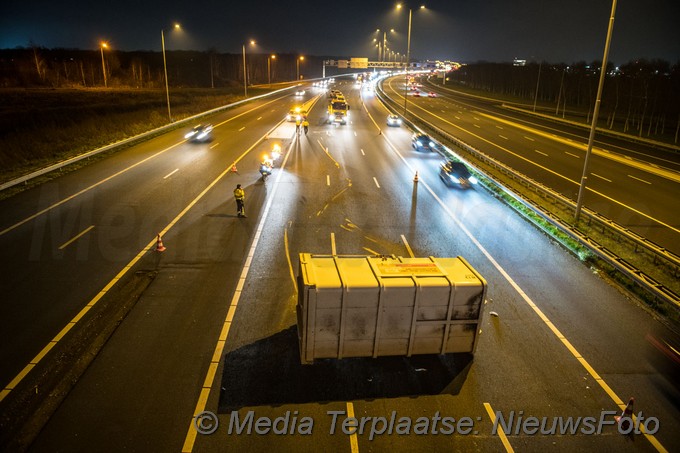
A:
295,89,306,96
387,114,402,127
439,160,478,189
428,91,437,97
413,91,421,97
184,124,213,142
411,133,437,152
286,107,306,122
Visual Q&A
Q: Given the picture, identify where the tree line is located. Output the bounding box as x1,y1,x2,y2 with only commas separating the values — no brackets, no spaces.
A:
0,46,326,89
446,60,680,142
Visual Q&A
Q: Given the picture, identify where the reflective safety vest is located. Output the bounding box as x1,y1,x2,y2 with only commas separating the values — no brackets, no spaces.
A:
234,188,245,200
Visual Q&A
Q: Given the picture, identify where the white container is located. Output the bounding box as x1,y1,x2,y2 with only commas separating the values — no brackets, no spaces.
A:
296,254,487,364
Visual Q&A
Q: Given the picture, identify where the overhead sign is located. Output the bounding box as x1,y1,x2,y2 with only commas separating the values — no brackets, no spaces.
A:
350,57,368,69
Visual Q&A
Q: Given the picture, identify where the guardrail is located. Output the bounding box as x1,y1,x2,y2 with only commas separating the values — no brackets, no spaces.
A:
0,84,299,192
375,76,680,313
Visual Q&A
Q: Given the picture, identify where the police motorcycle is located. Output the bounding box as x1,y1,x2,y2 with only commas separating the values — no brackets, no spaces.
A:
259,155,274,181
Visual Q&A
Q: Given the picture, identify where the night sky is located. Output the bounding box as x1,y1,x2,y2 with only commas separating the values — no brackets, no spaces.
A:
2,0,678,64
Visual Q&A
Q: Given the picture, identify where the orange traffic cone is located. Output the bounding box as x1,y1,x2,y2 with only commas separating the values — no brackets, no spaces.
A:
414,171,419,183
155,234,166,252
615,397,634,432
231,164,238,173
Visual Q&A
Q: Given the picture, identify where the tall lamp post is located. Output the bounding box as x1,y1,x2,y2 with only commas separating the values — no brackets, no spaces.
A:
296,56,305,81
575,0,618,221
398,4,425,117
161,23,181,122
375,29,395,63
100,42,108,88
268,54,276,86
243,40,255,97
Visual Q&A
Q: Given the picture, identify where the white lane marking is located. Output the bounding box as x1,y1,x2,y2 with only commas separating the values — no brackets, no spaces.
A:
163,168,179,179
209,142,220,149
327,175,330,186
238,127,245,131
58,225,95,250
496,125,504,130
565,151,580,158
534,150,548,157
628,174,652,184
354,132,357,137
454,116,461,120
360,149,365,156
591,173,612,182
257,116,262,120
373,177,380,188
524,136,535,141
331,232,337,255
400,234,414,258
498,135,508,140
474,124,481,128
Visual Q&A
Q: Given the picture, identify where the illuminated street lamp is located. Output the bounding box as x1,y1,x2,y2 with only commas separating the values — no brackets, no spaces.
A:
397,3,426,116
268,54,276,86
161,23,181,122
375,28,396,62
297,55,305,81
243,39,255,97
100,42,108,88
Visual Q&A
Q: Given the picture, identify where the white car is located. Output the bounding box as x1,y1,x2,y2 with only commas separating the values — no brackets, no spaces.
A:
387,114,402,127
295,90,306,96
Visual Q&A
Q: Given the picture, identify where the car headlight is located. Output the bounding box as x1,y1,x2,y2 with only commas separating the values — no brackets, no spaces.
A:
184,132,195,139
429,141,435,147
469,176,478,184
416,141,422,147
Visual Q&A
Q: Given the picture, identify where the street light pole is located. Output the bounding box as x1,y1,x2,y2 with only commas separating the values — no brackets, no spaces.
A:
383,31,387,62
243,40,255,97
100,42,108,88
242,44,248,97
161,29,171,121
268,54,276,86
575,0,618,221
296,56,304,81
403,7,413,116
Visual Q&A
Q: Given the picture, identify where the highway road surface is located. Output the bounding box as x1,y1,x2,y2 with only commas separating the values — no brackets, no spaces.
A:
0,77,677,452
381,75,680,254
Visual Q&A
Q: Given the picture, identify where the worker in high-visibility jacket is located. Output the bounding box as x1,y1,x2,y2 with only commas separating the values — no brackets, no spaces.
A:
234,184,246,217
